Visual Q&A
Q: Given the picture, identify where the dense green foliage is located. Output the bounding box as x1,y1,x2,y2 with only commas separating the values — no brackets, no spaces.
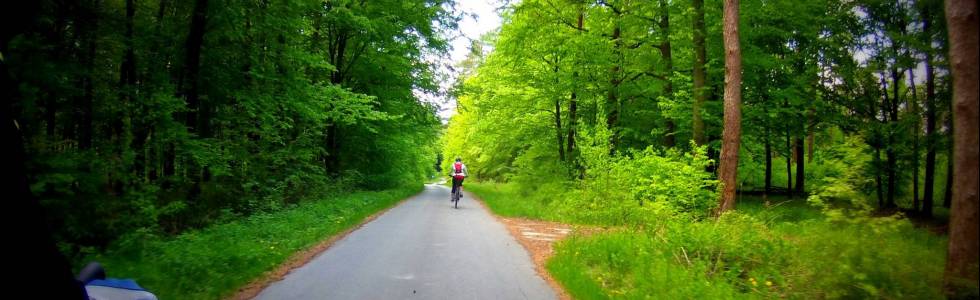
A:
5,0,455,258
444,0,952,212
447,0,961,297
93,186,418,299
466,143,719,223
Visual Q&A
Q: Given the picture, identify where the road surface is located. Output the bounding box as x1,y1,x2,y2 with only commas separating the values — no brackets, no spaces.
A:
254,183,556,300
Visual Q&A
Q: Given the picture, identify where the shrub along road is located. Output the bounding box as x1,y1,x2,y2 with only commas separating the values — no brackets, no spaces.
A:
254,184,556,300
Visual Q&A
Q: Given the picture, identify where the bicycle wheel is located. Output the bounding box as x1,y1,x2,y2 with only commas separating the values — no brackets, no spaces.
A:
450,184,456,202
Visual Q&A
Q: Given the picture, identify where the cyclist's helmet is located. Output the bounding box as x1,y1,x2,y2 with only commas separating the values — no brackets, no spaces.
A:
455,157,462,162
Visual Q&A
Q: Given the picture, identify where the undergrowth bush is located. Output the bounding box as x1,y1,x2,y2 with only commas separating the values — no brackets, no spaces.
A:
548,210,946,299
470,171,945,299
470,137,718,226
466,133,946,299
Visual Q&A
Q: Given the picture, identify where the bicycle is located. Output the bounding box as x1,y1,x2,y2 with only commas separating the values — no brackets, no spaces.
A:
450,176,463,209
451,185,461,208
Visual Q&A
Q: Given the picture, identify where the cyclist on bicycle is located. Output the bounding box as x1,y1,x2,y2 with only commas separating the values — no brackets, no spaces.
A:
450,157,468,200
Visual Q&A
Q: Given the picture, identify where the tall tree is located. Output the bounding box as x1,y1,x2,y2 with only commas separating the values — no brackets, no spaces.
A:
554,64,566,161
886,66,899,209
182,0,208,135
121,0,145,183
795,137,804,194
785,99,793,194
658,0,675,148
717,0,742,213
807,108,814,162
76,0,100,150
764,125,772,198
908,66,920,211
566,4,584,160
606,4,623,154
943,0,979,295
691,0,707,146
921,2,937,217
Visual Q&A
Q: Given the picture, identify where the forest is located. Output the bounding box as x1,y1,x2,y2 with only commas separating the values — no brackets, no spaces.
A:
4,0,452,254
1,0,977,298
447,0,954,216
443,0,977,298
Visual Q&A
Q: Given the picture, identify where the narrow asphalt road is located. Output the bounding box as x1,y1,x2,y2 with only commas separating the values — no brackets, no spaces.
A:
254,183,556,300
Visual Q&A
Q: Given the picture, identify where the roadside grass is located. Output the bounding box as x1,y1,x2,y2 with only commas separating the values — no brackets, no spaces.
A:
88,185,420,300
464,182,556,220
467,182,948,299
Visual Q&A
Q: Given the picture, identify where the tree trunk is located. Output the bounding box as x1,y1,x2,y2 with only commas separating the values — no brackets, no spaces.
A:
886,66,900,208
44,97,57,143
908,67,920,212
179,0,208,194
554,65,565,162
899,5,918,210
875,147,885,208
785,105,792,195
163,143,175,177
183,0,208,134
325,28,351,175
922,6,937,217
658,0,675,148
79,31,96,151
157,0,169,30
716,0,741,214
152,0,169,182
76,1,99,150
691,0,707,146
566,8,582,158
795,137,804,195
943,0,979,295
40,6,60,144
122,0,146,181
325,124,339,173
606,15,622,154
885,130,897,208
42,6,70,145
765,127,772,196
331,31,349,84
807,108,814,162
567,92,577,157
